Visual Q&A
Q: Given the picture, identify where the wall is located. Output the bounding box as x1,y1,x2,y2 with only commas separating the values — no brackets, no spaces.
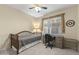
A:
42,5,78,40
0,5,35,49
32,18,42,29
77,5,79,40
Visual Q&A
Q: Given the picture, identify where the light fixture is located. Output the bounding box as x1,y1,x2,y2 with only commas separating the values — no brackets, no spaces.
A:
29,4,47,13
35,7,41,13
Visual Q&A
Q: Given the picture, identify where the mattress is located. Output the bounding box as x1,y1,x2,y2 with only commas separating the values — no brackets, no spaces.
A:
19,34,41,48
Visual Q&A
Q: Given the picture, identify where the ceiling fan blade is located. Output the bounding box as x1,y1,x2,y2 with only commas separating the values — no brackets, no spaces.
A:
29,7,34,9
41,7,47,9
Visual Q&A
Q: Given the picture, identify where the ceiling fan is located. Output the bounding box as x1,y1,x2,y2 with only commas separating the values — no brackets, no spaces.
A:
29,4,47,13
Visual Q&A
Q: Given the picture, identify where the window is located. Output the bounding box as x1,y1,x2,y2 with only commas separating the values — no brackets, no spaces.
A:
42,13,65,35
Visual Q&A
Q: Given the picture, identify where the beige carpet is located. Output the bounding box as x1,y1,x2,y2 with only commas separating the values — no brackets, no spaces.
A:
19,43,79,55
0,42,79,55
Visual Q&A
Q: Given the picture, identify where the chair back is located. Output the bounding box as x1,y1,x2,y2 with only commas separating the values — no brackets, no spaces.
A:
45,34,55,43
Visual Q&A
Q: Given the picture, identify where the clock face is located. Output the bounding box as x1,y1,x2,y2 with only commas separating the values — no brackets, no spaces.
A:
66,20,75,27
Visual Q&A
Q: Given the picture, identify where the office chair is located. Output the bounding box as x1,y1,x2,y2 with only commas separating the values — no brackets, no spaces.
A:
45,34,55,49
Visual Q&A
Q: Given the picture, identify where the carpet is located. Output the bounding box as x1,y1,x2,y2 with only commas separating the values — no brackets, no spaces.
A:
0,42,79,55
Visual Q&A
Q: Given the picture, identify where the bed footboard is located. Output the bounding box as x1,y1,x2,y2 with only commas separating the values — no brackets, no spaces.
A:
10,34,19,54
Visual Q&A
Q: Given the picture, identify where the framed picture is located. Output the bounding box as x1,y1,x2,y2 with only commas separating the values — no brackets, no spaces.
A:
66,20,75,27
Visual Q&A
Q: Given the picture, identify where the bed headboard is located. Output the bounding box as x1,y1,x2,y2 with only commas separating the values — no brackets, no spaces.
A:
16,31,33,37
16,31,32,34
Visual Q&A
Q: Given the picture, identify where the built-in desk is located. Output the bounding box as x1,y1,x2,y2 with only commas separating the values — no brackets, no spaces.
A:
64,38,77,51
77,41,79,52
55,36,64,48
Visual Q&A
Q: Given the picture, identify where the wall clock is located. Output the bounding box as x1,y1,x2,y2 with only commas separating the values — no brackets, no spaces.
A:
66,20,75,27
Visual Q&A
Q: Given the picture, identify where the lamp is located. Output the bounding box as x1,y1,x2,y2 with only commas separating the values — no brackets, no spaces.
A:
32,22,41,33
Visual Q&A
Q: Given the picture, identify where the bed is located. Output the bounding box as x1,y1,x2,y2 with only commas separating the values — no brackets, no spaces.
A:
10,31,41,54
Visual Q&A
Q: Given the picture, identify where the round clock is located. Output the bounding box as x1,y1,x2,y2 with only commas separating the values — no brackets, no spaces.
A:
66,20,75,27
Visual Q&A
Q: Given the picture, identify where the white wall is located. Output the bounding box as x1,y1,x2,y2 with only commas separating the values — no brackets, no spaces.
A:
0,5,35,49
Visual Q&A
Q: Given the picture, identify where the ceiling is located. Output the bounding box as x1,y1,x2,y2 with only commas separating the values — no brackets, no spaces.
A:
8,4,75,18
